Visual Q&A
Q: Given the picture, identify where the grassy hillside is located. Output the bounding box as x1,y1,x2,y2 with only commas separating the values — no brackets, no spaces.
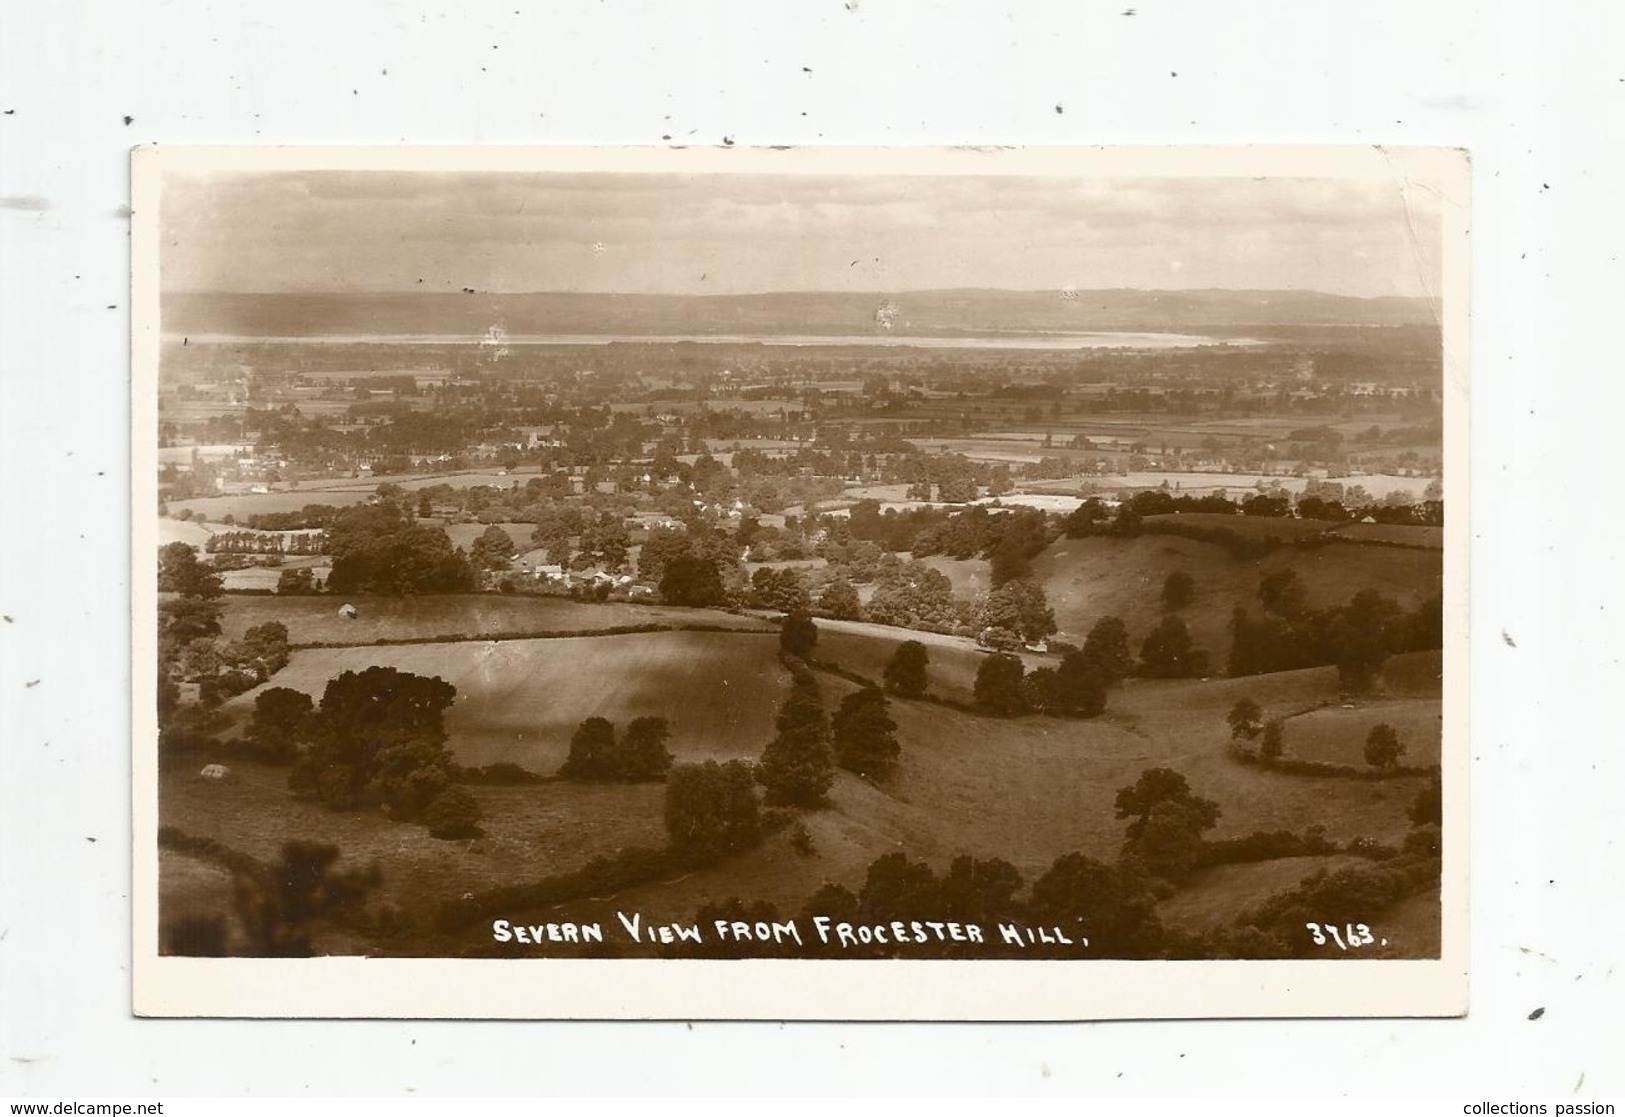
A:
484,655,1437,940
224,629,792,769
1030,535,1442,666
216,593,771,646
812,618,1046,705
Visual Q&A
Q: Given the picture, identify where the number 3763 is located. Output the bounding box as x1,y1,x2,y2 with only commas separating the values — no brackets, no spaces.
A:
1305,922,1385,950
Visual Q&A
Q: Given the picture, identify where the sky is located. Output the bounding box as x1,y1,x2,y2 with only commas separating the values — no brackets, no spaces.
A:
160,170,1444,299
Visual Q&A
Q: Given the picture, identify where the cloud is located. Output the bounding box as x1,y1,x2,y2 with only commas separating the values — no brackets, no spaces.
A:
160,169,1442,299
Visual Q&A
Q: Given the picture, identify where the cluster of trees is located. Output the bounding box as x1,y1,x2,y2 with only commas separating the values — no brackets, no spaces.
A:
1065,487,1444,540
206,529,326,555
973,646,1109,718
325,501,475,595
976,578,1057,648
157,542,229,750
178,620,292,706
559,716,674,783
1229,570,1440,690
276,666,482,840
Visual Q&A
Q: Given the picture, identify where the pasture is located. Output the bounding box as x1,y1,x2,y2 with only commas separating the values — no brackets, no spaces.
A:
1277,698,1443,768
811,617,1046,705
1030,534,1442,660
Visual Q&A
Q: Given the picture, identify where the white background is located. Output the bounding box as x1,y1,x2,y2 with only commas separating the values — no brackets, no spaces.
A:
1,0,1621,1098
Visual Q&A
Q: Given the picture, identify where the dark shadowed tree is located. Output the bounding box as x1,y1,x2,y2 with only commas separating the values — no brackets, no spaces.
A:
974,652,1028,716
422,785,483,840
1364,722,1405,769
621,716,675,782
288,666,458,821
815,578,862,621
231,840,381,957
245,686,315,764
1161,570,1195,612
1028,852,1163,958
1227,698,1263,740
758,681,835,807
1113,767,1222,880
883,640,930,698
831,686,900,779
560,716,617,780
1258,568,1308,619
1081,616,1133,683
659,554,725,607
1260,718,1285,761
1138,615,1208,678
468,525,517,572
1053,651,1108,717
158,542,223,598
664,760,761,861
779,612,819,660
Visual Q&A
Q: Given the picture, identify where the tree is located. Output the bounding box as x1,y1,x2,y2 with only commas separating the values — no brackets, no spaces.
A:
288,667,458,821
660,554,725,607
1080,616,1133,682
974,652,1028,716
1028,852,1163,958
831,687,900,779
758,682,835,807
276,568,317,595
1258,568,1308,619
560,717,618,780
245,686,314,764
779,612,819,660
1052,650,1108,717
815,578,862,621
468,525,517,572
421,786,483,839
1020,666,1062,713
223,840,380,956
1259,718,1285,761
1138,615,1207,678
158,542,223,598
1410,774,1442,826
883,640,929,699
1113,768,1221,881
1364,722,1405,769
1335,589,1399,693
979,579,1057,645
1161,570,1195,612
324,502,475,595
620,716,674,782
664,760,761,861
1227,698,1263,740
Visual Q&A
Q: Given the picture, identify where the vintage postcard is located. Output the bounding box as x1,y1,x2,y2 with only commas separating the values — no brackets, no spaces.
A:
132,145,1469,1018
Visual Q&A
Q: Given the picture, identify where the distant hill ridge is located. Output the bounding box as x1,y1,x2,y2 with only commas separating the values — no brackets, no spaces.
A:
165,288,1437,339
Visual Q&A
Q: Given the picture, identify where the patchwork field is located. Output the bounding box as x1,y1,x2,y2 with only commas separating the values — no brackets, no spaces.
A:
215,593,770,645
225,629,793,770
488,656,1435,941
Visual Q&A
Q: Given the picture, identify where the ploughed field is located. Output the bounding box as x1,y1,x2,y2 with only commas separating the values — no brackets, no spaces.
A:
224,629,792,770
217,593,771,646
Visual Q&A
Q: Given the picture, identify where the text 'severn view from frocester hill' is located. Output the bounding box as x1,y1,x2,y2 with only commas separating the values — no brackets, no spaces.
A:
148,158,1452,965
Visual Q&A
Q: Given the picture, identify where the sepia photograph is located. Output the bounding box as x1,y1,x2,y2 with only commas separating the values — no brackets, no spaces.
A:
131,145,1468,1018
